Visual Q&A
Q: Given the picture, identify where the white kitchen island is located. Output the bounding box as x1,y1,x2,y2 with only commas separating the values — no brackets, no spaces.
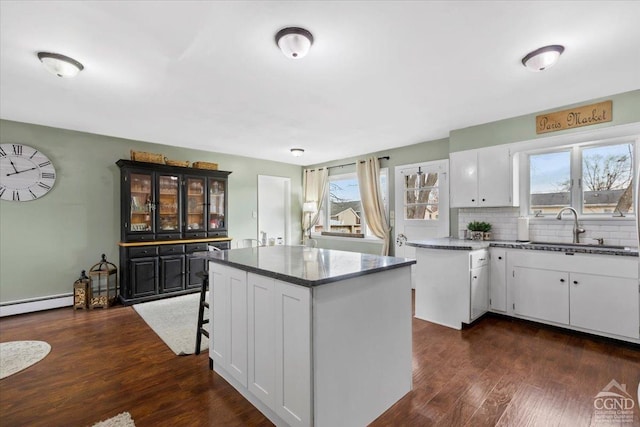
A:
198,246,415,427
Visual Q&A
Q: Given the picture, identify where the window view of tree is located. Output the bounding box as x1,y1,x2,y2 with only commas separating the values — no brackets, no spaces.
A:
582,144,633,214
529,142,634,215
405,172,439,220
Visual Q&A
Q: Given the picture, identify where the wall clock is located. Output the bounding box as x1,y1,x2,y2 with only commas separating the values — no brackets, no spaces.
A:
0,143,57,201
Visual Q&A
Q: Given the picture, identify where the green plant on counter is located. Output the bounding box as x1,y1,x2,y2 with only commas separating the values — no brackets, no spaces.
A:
467,221,492,232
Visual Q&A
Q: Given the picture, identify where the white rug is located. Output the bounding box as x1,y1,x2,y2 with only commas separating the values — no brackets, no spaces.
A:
92,412,135,427
133,292,208,356
0,340,51,379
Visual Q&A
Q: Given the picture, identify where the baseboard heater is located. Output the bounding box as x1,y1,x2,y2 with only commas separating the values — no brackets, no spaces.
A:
0,293,73,317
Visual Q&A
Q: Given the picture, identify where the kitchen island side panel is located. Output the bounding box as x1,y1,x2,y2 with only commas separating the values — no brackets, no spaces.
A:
313,266,413,427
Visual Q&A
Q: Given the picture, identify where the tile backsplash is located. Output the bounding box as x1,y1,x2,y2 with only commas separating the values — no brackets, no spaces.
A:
458,207,638,248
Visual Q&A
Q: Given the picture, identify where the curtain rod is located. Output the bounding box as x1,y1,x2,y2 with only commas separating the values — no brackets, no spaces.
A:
306,156,390,172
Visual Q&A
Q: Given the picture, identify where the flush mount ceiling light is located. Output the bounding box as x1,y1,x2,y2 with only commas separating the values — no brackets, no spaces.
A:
290,148,305,157
37,52,84,78
275,27,313,59
521,45,565,72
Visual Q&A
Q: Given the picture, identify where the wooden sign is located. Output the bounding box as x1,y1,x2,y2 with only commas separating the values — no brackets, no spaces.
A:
535,100,612,134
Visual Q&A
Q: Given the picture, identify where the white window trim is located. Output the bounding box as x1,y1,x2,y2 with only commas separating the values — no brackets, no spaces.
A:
312,168,389,239
516,123,640,220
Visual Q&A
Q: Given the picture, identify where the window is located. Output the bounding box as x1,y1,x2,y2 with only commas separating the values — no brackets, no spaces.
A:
312,169,388,237
527,141,634,216
403,170,440,220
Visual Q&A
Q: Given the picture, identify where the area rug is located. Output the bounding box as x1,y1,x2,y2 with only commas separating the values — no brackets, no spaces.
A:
133,292,208,356
0,340,51,379
91,411,135,427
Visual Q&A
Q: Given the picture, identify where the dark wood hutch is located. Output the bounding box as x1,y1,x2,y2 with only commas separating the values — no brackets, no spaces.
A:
116,159,231,305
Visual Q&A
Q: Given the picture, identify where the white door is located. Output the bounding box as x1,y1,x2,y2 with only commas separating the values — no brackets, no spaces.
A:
258,175,290,245
394,160,449,261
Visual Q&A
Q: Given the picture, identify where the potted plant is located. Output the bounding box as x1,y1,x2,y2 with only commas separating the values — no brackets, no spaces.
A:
467,221,492,240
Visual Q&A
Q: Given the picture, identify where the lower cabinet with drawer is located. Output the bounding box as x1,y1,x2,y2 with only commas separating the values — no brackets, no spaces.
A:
119,239,231,304
414,247,489,329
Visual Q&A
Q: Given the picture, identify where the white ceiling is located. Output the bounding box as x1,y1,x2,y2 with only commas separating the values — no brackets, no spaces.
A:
1,1,639,166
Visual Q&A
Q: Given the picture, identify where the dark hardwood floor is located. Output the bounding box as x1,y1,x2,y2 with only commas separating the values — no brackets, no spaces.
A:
1,294,638,426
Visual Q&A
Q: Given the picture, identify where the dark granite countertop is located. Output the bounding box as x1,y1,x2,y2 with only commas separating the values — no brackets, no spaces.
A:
193,246,416,287
407,238,638,257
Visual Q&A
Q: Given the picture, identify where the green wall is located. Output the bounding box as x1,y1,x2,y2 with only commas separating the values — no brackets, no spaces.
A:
0,119,302,303
450,90,640,152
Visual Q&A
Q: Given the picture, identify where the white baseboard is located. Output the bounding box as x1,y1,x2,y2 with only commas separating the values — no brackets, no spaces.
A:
0,293,73,317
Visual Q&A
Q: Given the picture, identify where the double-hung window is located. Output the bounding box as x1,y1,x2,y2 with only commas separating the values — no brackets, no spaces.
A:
527,140,635,216
312,169,388,238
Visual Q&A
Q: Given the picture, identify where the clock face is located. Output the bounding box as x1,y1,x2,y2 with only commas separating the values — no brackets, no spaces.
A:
0,144,57,202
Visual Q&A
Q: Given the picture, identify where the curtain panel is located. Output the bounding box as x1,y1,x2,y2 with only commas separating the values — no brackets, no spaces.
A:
302,167,328,239
357,157,391,255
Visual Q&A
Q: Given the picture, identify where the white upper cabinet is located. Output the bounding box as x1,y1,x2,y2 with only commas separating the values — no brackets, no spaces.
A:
450,144,519,208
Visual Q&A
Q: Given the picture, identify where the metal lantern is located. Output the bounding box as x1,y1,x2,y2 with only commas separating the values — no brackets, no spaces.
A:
73,270,91,310
88,254,118,309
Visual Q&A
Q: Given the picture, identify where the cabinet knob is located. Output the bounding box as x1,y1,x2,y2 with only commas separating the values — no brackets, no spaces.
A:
573,280,578,285
560,278,565,283
482,198,486,202
473,276,478,279
498,256,502,260
471,199,475,202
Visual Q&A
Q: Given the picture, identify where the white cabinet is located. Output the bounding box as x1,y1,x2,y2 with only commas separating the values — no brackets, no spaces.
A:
489,248,507,312
512,267,569,324
450,145,519,208
506,250,639,341
210,263,248,387
246,273,311,427
247,273,276,408
570,273,638,339
470,264,489,321
414,248,489,329
274,280,311,427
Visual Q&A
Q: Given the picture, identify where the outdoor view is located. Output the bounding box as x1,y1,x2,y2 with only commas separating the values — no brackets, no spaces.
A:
404,171,439,220
530,142,634,215
313,171,388,236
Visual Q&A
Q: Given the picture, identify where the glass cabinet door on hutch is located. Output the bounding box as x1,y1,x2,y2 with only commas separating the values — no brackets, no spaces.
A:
208,178,226,233
128,172,154,237
185,177,207,238
157,173,181,239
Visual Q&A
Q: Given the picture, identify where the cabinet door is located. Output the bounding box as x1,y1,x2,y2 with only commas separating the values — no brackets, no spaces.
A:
186,255,207,289
130,257,158,298
159,255,184,293
513,267,569,324
185,176,207,238
470,265,489,321
125,170,155,240
489,249,507,312
208,178,227,232
570,273,639,339
449,150,478,208
156,173,182,239
247,274,276,408
477,145,514,207
210,263,248,387
274,280,311,427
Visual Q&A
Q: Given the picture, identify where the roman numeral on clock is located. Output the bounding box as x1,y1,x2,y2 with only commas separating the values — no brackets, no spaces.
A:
0,187,5,197
29,189,37,199
41,172,55,179
39,161,51,168
13,144,22,155
13,190,20,201
0,147,6,157
38,182,51,190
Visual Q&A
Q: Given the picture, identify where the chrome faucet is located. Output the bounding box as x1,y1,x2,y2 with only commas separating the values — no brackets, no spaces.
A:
555,207,585,243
